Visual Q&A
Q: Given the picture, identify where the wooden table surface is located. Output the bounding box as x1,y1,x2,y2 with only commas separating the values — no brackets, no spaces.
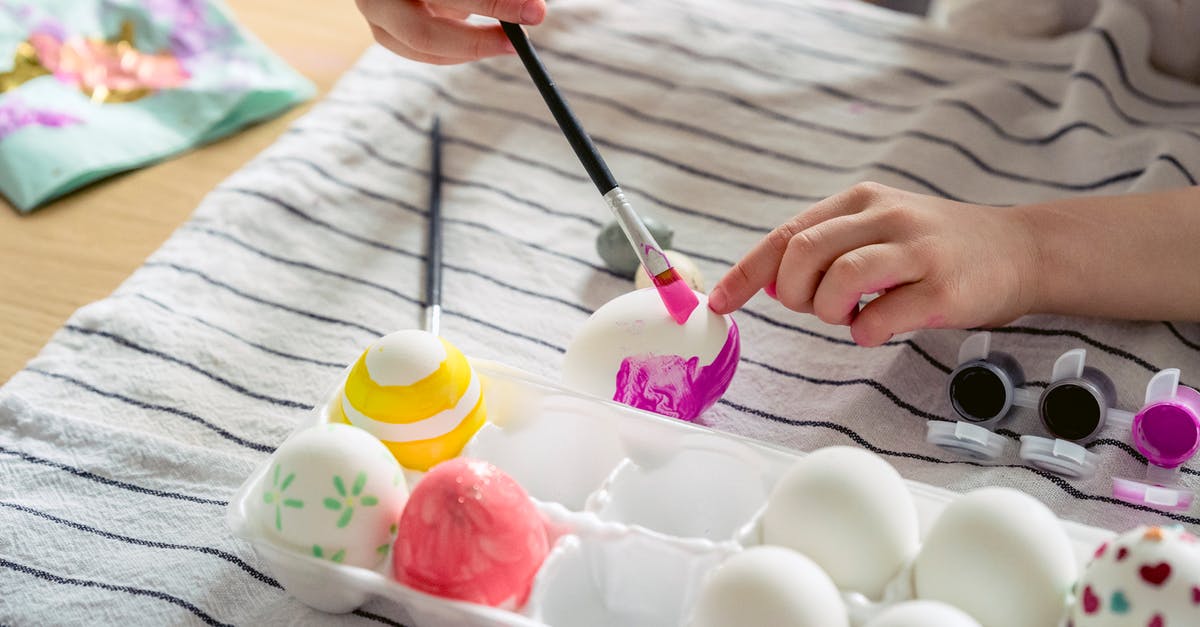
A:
0,1,375,384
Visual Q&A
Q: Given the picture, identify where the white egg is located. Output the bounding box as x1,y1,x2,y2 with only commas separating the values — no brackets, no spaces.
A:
562,288,738,423
1070,525,1200,627
760,446,920,600
258,423,408,569
690,546,849,627
913,487,1077,627
864,600,982,627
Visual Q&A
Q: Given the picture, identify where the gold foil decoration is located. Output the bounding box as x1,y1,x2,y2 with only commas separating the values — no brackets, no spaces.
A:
0,42,50,93
0,20,186,103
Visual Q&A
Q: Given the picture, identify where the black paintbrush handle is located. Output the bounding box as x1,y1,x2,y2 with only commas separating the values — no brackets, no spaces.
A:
501,21,618,195
424,117,444,335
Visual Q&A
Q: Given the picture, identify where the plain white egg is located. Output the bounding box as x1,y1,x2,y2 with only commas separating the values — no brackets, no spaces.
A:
689,545,848,627
760,446,920,600
913,487,1077,627
864,600,982,627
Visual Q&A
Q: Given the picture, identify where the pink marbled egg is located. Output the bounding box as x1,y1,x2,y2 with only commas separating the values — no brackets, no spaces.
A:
393,458,549,609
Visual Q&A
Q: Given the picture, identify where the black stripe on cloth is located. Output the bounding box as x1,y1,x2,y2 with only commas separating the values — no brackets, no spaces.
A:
798,2,1071,72
0,446,228,506
342,73,822,203
311,103,781,233
519,46,1198,184
141,261,388,338
62,325,311,411
1165,322,1200,351
144,256,565,355
721,398,1200,525
536,12,1200,144
0,501,279,589
510,43,1199,185
369,64,1195,200
0,557,233,627
22,368,275,454
127,293,347,369
185,225,593,317
745,0,1200,111
283,123,760,261
1090,28,1200,109
985,326,1184,382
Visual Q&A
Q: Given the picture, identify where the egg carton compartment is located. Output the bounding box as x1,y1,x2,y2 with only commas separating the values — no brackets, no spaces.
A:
230,357,1119,627
525,522,735,627
586,434,785,543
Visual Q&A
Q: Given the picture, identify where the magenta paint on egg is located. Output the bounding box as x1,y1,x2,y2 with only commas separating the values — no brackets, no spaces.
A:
612,320,740,422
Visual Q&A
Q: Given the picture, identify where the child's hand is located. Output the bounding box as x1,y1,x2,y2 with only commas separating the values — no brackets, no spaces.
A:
357,0,547,65
707,183,1040,347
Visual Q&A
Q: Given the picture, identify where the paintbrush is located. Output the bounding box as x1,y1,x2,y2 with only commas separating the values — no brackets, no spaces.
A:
500,22,699,325
424,116,445,336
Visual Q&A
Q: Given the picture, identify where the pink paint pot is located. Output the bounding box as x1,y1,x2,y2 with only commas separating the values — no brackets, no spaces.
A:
1131,385,1200,469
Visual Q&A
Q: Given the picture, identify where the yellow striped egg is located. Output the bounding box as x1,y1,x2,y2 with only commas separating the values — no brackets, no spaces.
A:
333,330,486,471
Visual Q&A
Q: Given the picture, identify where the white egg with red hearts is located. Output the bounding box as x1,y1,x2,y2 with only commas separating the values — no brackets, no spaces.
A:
1070,525,1200,627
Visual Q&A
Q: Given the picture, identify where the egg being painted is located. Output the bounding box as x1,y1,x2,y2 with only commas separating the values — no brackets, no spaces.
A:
563,288,738,423
1070,525,1200,627
333,330,486,471
913,487,1077,627
258,423,408,569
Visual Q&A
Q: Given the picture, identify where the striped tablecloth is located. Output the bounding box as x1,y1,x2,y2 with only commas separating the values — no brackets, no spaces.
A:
3,0,1200,623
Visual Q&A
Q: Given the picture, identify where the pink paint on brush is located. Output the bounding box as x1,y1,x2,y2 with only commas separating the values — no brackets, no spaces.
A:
613,320,740,422
653,268,700,325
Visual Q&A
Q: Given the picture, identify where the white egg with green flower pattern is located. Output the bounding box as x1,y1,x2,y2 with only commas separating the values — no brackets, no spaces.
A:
258,423,408,569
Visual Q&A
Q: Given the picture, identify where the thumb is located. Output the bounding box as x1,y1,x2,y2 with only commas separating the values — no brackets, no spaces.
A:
849,282,948,347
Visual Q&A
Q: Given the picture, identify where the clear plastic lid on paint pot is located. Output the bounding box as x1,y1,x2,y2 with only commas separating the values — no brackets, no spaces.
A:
1018,349,1133,479
1113,369,1200,511
928,332,1036,460
926,419,1008,459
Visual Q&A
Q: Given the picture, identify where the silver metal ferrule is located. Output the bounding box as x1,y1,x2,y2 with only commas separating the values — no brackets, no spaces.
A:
424,304,442,337
603,186,672,276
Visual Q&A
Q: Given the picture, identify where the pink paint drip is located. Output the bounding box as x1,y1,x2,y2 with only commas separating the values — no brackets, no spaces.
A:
0,97,80,141
613,320,740,422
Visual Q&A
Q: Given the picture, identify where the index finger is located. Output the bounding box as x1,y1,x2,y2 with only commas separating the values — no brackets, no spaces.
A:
708,220,803,314
708,184,880,314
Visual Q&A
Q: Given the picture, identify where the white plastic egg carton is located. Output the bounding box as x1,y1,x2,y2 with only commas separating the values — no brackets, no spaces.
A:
228,358,1115,627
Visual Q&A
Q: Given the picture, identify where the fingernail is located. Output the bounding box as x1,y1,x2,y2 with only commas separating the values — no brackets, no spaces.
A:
502,39,516,54
520,1,543,24
708,287,727,312
764,282,777,299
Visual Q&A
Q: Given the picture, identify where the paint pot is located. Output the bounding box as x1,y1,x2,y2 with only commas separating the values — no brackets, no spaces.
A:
947,352,1025,425
1038,366,1117,442
1113,368,1199,512
928,332,1030,460
1132,384,1200,469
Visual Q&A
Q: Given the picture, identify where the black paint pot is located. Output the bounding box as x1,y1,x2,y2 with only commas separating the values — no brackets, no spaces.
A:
1038,366,1117,442
946,351,1025,425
